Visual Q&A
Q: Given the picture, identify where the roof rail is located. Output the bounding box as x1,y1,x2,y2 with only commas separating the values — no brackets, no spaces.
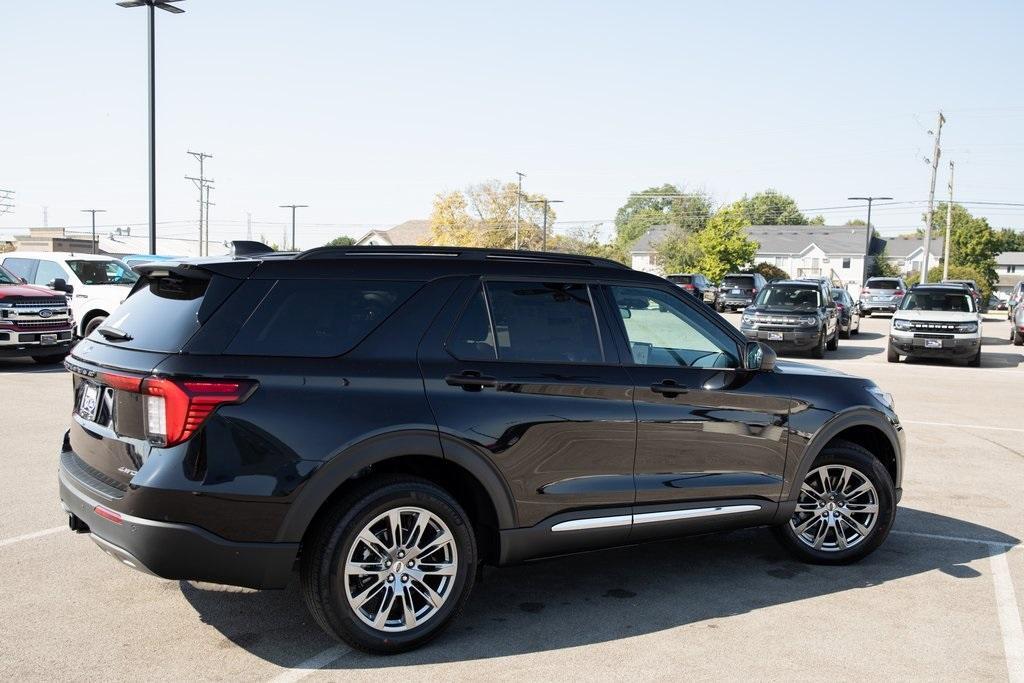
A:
294,245,630,269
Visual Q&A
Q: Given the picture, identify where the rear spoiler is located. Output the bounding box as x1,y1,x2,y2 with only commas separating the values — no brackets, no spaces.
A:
230,240,277,257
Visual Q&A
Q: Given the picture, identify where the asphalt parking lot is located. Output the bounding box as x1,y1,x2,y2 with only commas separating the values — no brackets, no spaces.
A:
1,313,1022,682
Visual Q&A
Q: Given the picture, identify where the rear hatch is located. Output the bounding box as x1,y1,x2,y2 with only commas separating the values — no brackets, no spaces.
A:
722,275,756,298
64,262,253,494
862,278,903,303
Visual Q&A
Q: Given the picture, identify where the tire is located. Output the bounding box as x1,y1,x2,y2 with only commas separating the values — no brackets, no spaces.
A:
810,331,826,359
968,349,982,367
1013,328,1023,346
83,316,106,338
886,344,899,363
852,318,860,335
300,476,477,654
827,329,839,350
716,301,725,313
773,440,896,565
862,309,871,317
31,353,66,364
840,325,850,340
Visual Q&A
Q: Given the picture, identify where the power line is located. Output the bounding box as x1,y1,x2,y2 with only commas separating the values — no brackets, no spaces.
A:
186,150,212,256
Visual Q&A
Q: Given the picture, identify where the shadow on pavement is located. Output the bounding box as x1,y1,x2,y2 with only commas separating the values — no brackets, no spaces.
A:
178,507,1018,668
0,358,67,374
902,351,1023,369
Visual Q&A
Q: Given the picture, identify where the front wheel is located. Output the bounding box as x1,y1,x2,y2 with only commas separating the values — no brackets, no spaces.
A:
886,344,900,363
773,441,896,564
862,309,871,318
300,476,477,654
827,328,839,350
1013,328,1024,346
810,331,826,359
968,348,982,367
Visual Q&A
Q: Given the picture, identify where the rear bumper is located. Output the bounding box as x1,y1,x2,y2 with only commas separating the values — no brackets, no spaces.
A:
59,462,297,589
722,297,753,308
860,301,898,312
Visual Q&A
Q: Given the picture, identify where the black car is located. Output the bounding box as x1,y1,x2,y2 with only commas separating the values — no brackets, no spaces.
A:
718,272,767,311
59,245,903,654
831,288,861,338
666,273,717,307
740,280,840,358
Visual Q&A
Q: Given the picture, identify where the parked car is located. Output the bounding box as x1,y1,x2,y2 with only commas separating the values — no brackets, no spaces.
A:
887,283,982,366
859,277,907,316
942,279,984,312
988,294,1007,311
1,252,138,337
739,279,840,358
1011,300,1024,346
58,245,903,654
1006,281,1024,320
831,288,861,338
0,263,74,363
718,272,767,311
666,273,717,307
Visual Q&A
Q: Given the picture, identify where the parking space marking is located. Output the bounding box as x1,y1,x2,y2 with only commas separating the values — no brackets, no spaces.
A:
902,420,1024,433
266,645,349,683
892,530,1017,547
0,525,63,549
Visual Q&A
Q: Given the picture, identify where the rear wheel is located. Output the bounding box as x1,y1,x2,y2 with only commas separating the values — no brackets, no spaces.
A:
300,476,477,654
774,441,895,564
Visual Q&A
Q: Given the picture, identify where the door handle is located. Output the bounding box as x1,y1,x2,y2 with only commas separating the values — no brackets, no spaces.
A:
650,380,688,397
445,371,497,390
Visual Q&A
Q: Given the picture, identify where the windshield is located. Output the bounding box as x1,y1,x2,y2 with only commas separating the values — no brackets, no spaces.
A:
866,279,900,290
0,264,18,285
754,285,820,308
831,290,847,303
722,276,753,288
900,291,975,312
67,259,139,286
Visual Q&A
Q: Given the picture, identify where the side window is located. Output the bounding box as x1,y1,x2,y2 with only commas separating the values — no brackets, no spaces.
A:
611,286,739,369
484,281,602,364
447,286,496,361
2,258,35,281
33,260,69,287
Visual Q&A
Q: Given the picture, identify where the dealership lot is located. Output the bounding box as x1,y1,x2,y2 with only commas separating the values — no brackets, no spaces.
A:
1,313,1021,681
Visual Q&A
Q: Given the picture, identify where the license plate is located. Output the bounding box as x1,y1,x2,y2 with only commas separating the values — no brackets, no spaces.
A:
703,293,714,302
872,296,889,302
924,338,942,349
77,382,100,421
732,289,742,295
768,332,784,341
40,333,57,345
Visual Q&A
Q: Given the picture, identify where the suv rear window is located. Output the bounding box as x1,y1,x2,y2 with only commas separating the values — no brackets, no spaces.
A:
226,279,421,357
94,276,209,352
722,275,753,288
866,278,900,289
667,275,694,285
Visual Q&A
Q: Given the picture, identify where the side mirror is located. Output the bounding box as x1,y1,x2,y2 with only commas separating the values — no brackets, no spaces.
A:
52,278,73,294
744,341,777,372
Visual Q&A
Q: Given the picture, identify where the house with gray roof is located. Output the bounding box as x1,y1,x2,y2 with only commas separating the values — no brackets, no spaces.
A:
879,236,944,276
355,219,432,246
995,251,1024,294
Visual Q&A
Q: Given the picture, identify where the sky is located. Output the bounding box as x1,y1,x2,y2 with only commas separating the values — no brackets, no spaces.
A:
3,1,1024,248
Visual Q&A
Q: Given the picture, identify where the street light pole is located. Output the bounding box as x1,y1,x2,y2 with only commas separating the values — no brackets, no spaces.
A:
116,0,185,254
81,209,107,254
279,204,308,251
848,196,892,286
527,198,563,252
514,171,525,250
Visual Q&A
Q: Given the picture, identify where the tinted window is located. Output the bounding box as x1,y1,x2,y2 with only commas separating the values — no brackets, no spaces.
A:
612,286,738,368
0,264,19,285
2,257,35,281
901,291,974,312
93,276,208,352
33,260,69,287
866,278,900,289
754,285,821,308
722,275,754,288
485,281,602,363
447,286,496,360
67,259,138,286
667,275,693,285
227,279,421,357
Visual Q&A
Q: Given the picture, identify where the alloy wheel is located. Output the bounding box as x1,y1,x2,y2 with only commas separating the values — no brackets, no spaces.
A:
790,465,878,551
343,506,459,632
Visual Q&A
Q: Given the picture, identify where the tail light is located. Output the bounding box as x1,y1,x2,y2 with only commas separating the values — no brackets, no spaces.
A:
682,284,695,291
142,378,256,447
894,289,904,297
751,288,758,295
836,302,846,312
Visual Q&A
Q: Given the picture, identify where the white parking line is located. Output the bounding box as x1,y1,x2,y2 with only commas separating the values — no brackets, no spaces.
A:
267,645,349,683
0,526,64,549
892,530,1017,547
902,420,1024,433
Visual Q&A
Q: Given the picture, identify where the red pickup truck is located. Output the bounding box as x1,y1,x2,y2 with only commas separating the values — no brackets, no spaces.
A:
0,263,74,363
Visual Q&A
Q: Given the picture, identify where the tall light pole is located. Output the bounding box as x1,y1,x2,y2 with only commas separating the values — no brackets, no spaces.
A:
848,196,892,286
528,198,562,252
116,0,185,255
279,204,308,251
514,171,525,250
81,209,107,255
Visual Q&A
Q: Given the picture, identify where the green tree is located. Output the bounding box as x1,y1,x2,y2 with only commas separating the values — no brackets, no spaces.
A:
735,189,808,225
870,246,900,277
752,261,790,281
655,228,701,274
612,184,713,260
325,235,355,247
428,180,553,250
925,203,1000,287
550,224,619,261
845,219,866,227
905,264,992,300
995,227,1024,252
690,202,759,282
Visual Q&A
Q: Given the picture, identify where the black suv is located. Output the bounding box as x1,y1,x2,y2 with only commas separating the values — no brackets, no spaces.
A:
59,246,903,654
740,280,840,358
719,272,767,311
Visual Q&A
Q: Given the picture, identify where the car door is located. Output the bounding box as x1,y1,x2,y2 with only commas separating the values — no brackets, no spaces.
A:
418,276,637,537
602,284,792,528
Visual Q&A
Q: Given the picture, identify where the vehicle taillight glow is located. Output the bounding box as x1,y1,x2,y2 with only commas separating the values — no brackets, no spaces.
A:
97,372,143,392
140,377,255,447
751,288,758,295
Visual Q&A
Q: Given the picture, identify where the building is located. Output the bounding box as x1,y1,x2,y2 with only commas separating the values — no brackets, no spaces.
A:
880,236,944,275
630,224,881,287
5,226,227,258
995,251,1024,295
355,219,431,246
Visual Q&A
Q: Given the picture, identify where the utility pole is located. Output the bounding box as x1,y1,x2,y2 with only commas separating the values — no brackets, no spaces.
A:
43,207,49,227
186,150,212,256
246,212,253,240
848,196,893,287
528,198,563,252
203,184,214,255
81,209,107,255
279,204,308,251
921,111,945,283
943,160,954,281
0,189,15,215
514,171,525,250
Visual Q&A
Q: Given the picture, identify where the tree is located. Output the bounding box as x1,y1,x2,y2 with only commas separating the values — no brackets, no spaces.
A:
549,224,619,261
734,189,808,225
906,264,992,300
869,246,900,277
655,228,701,274
427,180,553,250
690,202,759,282
845,219,866,227
924,203,1000,287
325,235,355,247
995,227,1024,252
752,262,790,281
612,184,713,261
808,215,826,225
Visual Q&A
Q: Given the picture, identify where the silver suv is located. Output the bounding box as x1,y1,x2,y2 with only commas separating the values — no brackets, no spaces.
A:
860,277,907,316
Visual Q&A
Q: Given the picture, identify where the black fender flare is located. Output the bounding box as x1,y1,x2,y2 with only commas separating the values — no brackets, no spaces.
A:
775,407,903,522
275,429,517,542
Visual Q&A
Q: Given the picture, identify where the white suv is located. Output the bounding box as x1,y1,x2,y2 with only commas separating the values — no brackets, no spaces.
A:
1,252,138,337
888,284,982,366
